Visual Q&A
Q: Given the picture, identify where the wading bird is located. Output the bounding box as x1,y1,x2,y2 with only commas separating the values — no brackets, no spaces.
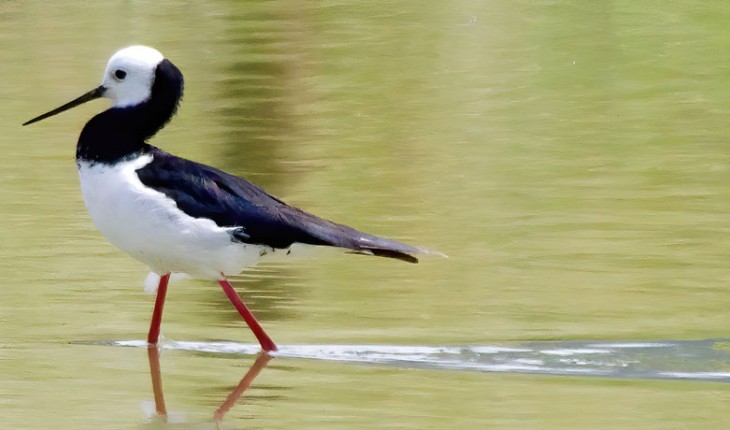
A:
24,46,432,352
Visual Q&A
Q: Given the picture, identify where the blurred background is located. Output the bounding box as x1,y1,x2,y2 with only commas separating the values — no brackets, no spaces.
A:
3,1,730,428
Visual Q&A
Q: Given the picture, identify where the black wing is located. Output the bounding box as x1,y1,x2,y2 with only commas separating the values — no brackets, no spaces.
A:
135,147,422,263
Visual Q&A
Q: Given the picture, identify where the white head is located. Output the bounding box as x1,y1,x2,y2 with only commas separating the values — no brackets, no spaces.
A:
101,46,164,108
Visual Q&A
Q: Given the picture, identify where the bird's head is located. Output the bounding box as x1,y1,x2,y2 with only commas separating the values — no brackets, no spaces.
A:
24,45,182,126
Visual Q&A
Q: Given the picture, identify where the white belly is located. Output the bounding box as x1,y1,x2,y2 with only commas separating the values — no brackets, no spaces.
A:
77,154,267,279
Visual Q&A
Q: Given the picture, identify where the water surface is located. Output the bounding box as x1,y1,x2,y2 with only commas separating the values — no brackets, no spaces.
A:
3,1,730,429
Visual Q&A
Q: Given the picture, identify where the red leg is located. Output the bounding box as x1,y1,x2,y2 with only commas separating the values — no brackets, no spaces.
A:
147,273,171,344
218,278,277,352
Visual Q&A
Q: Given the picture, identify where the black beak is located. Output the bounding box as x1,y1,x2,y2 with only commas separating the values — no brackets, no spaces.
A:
23,85,106,126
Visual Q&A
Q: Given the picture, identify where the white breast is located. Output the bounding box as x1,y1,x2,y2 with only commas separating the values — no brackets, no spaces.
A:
77,154,267,279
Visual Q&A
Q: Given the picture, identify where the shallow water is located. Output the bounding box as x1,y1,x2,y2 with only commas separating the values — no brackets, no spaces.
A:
107,339,730,383
4,1,730,429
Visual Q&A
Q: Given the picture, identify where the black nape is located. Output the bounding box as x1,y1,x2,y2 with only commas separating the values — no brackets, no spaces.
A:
76,59,184,164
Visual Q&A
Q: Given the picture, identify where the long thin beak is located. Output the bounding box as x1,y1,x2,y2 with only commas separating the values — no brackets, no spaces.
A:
23,85,106,126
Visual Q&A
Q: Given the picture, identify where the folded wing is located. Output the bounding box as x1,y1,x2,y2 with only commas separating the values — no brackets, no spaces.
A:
136,148,422,263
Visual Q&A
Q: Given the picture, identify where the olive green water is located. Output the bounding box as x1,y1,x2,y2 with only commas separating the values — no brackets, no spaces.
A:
3,1,730,428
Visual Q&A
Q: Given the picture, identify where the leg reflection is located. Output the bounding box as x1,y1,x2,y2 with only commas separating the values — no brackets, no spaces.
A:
147,346,168,419
213,352,273,421
146,346,273,423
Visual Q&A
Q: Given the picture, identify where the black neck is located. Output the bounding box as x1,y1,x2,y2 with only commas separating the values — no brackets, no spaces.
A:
76,59,184,164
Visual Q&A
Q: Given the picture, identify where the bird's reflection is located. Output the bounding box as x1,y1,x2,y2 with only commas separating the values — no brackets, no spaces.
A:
146,346,272,424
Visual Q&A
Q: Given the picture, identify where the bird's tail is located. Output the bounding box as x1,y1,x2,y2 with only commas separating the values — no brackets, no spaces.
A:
293,211,443,263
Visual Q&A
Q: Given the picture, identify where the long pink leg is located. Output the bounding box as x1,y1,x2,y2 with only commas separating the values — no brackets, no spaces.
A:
147,273,171,345
218,278,277,352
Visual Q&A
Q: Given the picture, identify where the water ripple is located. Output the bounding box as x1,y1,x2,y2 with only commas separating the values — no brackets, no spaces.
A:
83,338,730,383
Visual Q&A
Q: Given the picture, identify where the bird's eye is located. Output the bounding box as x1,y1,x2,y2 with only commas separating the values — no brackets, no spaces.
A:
114,69,127,80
